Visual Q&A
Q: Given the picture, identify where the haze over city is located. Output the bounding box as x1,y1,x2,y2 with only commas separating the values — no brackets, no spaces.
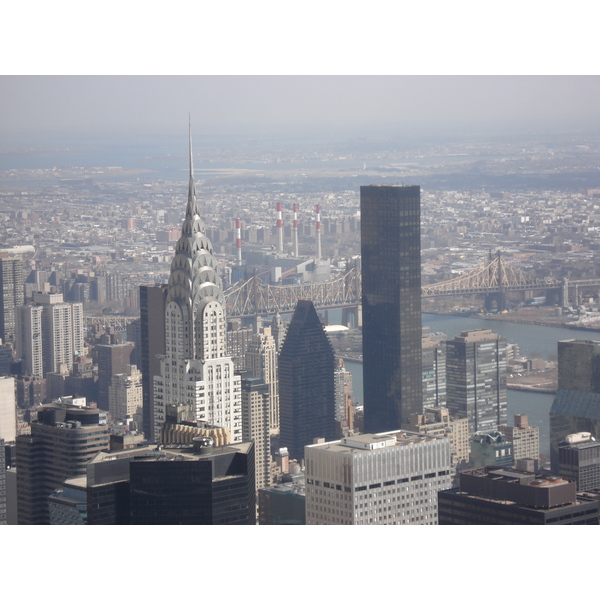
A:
2,76,600,145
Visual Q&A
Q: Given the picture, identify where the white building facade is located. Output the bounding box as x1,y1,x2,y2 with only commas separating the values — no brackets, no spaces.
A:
153,127,241,442
16,293,83,377
305,431,451,525
109,366,143,422
245,326,279,434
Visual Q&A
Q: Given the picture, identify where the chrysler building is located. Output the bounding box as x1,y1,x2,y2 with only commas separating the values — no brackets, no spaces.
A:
153,125,242,442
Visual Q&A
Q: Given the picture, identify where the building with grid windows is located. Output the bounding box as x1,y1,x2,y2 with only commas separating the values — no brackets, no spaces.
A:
241,375,271,491
16,293,83,379
245,326,279,435
558,432,600,492
446,329,507,436
139,284,167,441
16,401,109,524
360,185,423,433
0,256,24,343
438,466,600,525
499,414,540,465
550,339,600,470
422,328,446,409
0,440,6,525
305,431,451,525
129,439,255,525
407,406,469,486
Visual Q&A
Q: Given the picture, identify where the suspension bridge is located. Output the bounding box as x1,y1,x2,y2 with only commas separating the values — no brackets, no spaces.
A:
223,252,600,317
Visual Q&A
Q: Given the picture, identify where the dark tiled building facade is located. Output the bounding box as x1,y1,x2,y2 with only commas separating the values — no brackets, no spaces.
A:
278,300,336,460
360,185,423,432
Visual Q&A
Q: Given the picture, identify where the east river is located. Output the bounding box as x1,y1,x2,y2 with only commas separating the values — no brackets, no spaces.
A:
328,311,600,461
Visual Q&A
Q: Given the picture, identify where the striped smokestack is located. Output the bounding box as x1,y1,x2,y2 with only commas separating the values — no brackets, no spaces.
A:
293,202,299,257
277,201,284,254
236,218,242,265
316,204,322,261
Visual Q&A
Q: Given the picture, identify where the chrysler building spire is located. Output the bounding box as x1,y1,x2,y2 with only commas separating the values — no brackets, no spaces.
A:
153,124,241,443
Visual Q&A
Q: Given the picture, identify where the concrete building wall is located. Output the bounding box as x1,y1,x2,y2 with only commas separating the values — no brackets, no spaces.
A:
0,377,16,443
305,431,451,525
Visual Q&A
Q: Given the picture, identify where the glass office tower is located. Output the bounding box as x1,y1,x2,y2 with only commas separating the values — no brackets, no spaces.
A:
360,185,423,432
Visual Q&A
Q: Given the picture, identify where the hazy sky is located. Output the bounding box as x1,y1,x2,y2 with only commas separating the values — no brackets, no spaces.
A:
2,76,600,145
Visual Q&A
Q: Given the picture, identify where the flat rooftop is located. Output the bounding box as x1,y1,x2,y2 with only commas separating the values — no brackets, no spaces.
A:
306,430,442,454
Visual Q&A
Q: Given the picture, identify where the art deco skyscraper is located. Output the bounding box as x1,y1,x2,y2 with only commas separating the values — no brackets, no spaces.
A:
153,126,242,443
360,185,423,432
278,300,336,460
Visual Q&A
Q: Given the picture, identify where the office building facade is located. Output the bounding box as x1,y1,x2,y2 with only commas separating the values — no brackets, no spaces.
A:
0,376,16,443
550,339,600,469
438,467,600,525
241,375,271,491
139,284,167,441
305,431,451,525
0,441,6,525
245,326,279,434
96,343,135,412
498,414,540,465
360,185,423,432
558,432,600,492
259,481,306,525
278,300,336,460
422,328,446,409
129,439,255,525
469,431,513,468
333,358,355,435
407,406,469,486
16,292,83,378
0,256,24,343
446,329,507,436
16,402,110,524
109,366,143,424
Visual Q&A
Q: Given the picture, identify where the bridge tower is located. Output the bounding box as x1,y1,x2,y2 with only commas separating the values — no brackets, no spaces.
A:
341,305,362,328
560,278,573,307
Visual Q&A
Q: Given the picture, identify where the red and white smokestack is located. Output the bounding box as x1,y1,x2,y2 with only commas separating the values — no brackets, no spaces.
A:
293,203,299,257
236,218,242,265
276,201,284,254
316,204,322,261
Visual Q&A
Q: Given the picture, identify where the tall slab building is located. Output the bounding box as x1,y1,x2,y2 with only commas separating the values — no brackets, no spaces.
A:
550,339,600,469
245,326,279,434
446,329,507,436
153,127,242,443
139,284,167,441
360,185,423,432
0,256,24,343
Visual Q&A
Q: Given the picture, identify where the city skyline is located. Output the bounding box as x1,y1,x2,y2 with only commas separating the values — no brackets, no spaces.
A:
0,3,597,594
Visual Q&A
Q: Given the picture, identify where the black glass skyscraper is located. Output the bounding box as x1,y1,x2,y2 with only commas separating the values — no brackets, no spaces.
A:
279,300,336,460
361,185,423,433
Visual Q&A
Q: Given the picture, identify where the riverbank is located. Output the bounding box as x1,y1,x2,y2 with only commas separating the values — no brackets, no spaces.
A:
425,306,600,332
507,370,557,393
